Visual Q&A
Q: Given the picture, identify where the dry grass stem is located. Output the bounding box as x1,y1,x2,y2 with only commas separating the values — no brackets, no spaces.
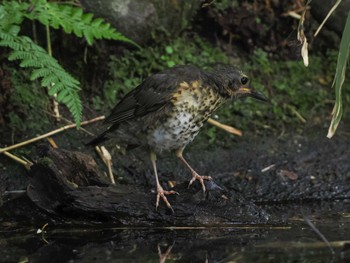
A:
207,118,242,136
0,116,105,154
3,151,33,170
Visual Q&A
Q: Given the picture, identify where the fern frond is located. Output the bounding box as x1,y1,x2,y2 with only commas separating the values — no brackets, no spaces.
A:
24,1,139,47
57,89,69,102
47,82,63,96
20,58,43,68
63,90,82,124
0,1,28,32
0,40,23,51
42,74,59,87
0,0,136,126
31,68,52,80
0,30,82,125
8,51,34,60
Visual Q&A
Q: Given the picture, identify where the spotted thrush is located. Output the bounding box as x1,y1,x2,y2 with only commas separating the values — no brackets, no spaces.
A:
87,64,267,212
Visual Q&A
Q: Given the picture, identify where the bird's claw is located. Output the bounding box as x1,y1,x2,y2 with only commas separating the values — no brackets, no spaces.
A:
188,173,212,192
156,187,179,213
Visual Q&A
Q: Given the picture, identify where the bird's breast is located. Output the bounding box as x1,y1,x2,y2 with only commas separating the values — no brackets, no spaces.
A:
147,80,223,152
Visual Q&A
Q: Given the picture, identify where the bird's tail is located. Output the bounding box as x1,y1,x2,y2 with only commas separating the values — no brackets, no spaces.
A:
85,131,109,146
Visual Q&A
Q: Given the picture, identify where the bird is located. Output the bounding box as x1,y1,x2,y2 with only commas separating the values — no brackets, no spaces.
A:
87,64,267,212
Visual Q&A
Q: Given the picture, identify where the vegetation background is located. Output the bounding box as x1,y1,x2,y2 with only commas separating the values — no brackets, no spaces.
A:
0,0,349,179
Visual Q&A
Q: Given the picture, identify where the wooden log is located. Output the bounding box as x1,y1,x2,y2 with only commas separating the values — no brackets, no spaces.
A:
25,145,269,226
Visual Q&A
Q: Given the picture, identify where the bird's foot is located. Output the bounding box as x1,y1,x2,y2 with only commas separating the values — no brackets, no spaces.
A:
188,173,212,192
158,242,176,263
156,185,179,213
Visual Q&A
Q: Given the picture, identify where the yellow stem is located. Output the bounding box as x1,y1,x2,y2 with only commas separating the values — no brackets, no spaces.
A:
207,118,242,136
0,116,105,154
3,151,32,170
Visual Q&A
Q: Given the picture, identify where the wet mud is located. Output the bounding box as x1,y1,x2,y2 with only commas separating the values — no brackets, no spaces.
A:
1,123,350,262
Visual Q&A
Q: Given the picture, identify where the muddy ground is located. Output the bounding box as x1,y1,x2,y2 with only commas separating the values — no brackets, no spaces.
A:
1,118,350,220
1,120,350,262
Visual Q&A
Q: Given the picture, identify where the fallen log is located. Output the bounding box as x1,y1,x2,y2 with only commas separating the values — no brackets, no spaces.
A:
21,145,269,226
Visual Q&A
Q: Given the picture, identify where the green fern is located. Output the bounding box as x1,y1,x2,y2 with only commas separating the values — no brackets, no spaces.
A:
0,3,25,32
14,0,139,47
0,0,137,126
0,29,82,125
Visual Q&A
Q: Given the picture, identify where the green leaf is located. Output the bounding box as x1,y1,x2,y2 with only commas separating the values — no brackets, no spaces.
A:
48,82,63,95
31,68,51,80
327,11,350,138
21,1,139,48
0,1,140,126
165,46,173,54
20,58,42,68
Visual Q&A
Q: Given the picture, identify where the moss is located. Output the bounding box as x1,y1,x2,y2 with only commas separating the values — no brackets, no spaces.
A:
40,157,54,167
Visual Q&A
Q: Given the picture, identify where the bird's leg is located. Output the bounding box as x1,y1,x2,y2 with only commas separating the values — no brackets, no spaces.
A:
176,148,212,192
150,152,178,212
158,242,176,263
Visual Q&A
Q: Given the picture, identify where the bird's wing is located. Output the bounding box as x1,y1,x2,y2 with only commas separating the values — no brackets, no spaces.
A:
104,65,204,125
104,74,173,124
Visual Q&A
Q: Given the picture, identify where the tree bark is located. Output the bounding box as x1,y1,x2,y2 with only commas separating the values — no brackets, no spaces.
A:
22,145,268,226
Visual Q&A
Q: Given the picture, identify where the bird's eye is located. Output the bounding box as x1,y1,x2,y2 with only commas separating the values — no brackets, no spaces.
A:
241,77,248,85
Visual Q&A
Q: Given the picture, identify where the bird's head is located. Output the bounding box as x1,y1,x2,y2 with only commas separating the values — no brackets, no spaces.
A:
210,64,268,102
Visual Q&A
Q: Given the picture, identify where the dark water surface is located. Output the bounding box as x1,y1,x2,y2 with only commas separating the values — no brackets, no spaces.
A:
1,208,350,263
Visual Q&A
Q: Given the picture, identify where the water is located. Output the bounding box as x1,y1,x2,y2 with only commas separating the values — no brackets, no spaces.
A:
1,214,350,263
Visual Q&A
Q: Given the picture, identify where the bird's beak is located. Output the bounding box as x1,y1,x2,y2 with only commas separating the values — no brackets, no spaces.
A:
247,89,269,102
236,86,269,102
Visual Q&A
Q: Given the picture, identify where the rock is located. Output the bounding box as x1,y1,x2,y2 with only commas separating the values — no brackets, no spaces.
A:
80,0,202,44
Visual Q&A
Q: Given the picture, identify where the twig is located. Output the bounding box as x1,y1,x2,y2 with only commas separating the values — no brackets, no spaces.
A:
207,118,242,136
47,137,58,148
0,116,105,154
3,151,33,170
1,115,239,160
314,0,342,37
4,190,26,195
303,216,335,255
286,105,306,123
261,164,276,173
44,110,95,136
202,0,216,8
45,23,61,122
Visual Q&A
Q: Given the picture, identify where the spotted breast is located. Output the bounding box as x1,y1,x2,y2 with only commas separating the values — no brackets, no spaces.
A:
146,80,224,153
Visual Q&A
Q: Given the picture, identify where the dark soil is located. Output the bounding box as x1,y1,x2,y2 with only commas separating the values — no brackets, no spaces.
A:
1,120,350,223
1,122,350,262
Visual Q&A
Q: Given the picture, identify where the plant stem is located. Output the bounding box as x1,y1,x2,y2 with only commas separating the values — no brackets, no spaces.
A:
207,118,242,136
4,151,32,170
45,24,61,122
0,116,105,154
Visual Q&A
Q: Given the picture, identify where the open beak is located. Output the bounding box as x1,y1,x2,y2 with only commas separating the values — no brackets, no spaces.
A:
236,87,269,102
